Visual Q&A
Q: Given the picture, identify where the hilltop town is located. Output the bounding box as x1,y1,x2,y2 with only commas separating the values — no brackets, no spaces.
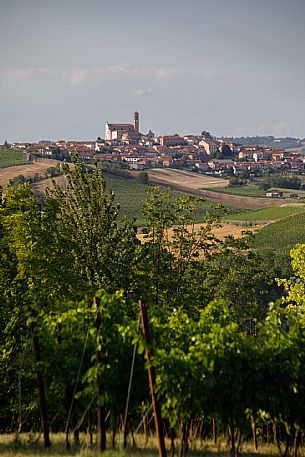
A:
4,112,305,180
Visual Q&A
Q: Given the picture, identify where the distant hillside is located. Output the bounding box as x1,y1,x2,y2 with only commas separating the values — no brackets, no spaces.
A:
251,211,305,276
0,148,30,168
221,136,304,149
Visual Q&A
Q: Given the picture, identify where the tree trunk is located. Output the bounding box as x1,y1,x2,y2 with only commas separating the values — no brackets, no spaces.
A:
179,421,186,457
235,427,241,457
283,430,291,457
293,430,300,457
170,429,175,457
226,424,231,448
274,424,283,456
31,322,50,448
179,420,190,457
111,414,117,448
87,412,93,448
143,412,150,445
212,417,217,445
96,349,106,452
139,301,167,457
71,416,80,445
266,424,270,446
252,419,258,451
273,422,278,446
123,414,128,448
130,420,136,447
228,422,235,457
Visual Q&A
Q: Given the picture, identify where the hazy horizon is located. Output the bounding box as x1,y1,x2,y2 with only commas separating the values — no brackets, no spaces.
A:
1,0,305,143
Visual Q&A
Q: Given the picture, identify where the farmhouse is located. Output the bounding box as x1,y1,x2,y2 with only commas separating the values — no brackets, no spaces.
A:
266,191,284,198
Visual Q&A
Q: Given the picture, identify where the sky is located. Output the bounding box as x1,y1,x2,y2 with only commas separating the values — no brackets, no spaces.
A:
0,0,305,142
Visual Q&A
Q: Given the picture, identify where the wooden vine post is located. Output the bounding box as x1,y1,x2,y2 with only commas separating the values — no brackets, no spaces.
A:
139,300,167,457
94,296,106,452
31,321,51,448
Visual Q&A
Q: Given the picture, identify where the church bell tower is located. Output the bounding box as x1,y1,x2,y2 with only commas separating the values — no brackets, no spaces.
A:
134,111,139,134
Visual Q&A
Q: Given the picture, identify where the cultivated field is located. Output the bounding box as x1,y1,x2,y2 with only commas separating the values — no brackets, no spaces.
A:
0,148,30,168
253,211,305,254
226,205,305,223
147,169,293,209
137,222,260,244
0,158,63,189
32,173,243,226
148,168,229,189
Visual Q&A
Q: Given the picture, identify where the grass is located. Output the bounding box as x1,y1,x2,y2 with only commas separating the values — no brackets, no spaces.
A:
104,174,243,226
0,433,290,457
204,185,265,197
248,211,305,275
225,205,305,223
104,174,150,225
0,149,30,168
252,211,305,252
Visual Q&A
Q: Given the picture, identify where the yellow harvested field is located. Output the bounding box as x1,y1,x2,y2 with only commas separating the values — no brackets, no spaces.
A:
0,158,63,189
148,168,229,189
212,223,261,238
137,222,261,243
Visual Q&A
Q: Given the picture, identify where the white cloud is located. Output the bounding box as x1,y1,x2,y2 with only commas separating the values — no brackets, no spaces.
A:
0,64,231,86
132,87,153,97
0,65,301,90
67,69,88,87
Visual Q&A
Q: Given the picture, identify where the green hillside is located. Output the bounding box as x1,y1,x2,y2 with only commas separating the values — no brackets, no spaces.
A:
251,211,305,275
104,174,242,226
253,212,305,251
226,205,305,223
207,185,265,197
0,148,30,168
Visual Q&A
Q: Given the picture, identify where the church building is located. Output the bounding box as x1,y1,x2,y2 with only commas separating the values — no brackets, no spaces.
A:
105,112,142,145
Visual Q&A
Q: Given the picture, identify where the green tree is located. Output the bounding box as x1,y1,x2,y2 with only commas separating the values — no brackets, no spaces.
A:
279,243,305,314
48,162,137,294
45,162,139,450
0,183,65,447
133,187,223,312
201,130,212,139
0,163,138,447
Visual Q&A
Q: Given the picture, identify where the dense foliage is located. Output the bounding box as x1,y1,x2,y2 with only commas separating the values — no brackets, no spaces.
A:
1,162,305,456
258,175,302,191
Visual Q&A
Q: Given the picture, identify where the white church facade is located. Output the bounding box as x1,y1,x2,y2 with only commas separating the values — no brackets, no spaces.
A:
105,112,142,145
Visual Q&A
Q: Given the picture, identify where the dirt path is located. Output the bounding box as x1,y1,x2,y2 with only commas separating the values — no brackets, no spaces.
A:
148,168,292,209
